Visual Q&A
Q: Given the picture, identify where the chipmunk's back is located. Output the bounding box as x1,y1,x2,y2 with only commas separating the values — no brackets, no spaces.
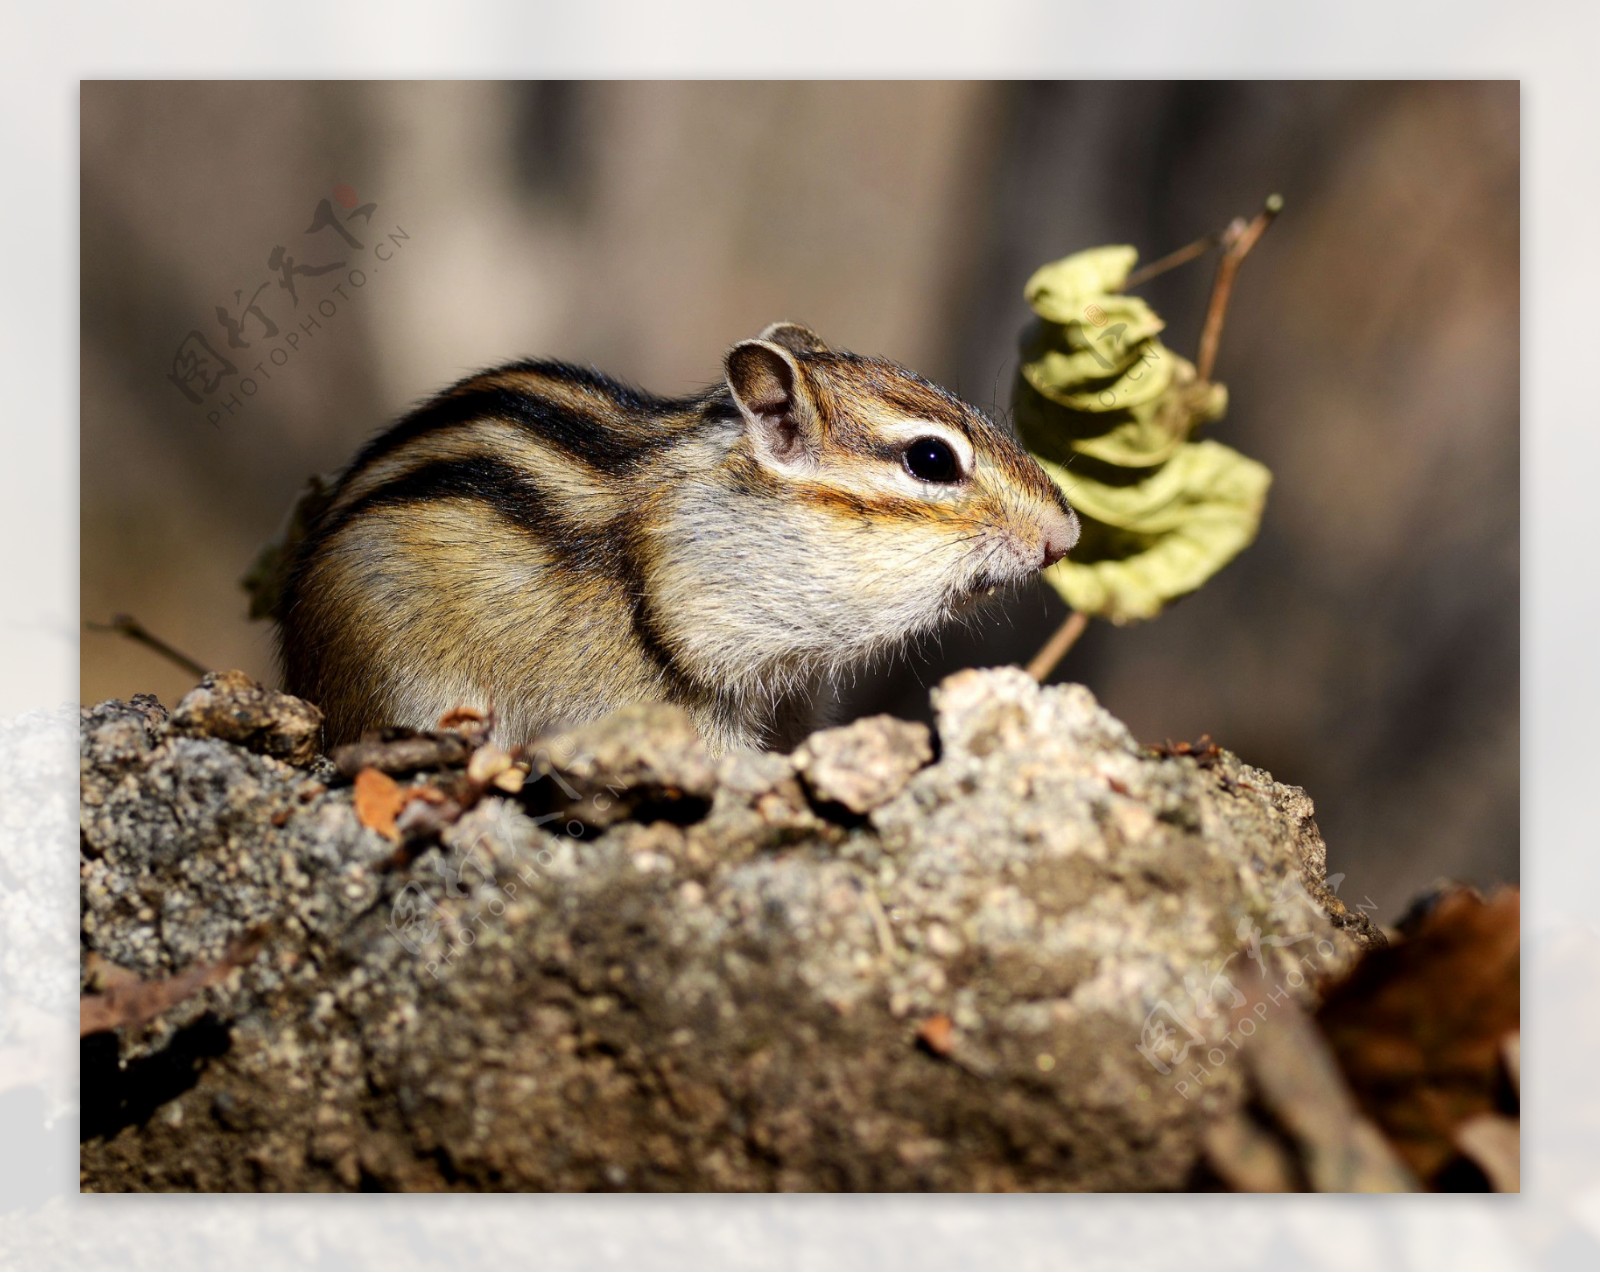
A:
280,360,734,747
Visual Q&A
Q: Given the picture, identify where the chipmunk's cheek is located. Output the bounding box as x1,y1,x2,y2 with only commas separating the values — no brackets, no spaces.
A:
965,499,1040,581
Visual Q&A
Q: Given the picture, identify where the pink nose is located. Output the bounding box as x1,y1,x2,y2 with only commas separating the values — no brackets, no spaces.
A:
1039,508,1080,569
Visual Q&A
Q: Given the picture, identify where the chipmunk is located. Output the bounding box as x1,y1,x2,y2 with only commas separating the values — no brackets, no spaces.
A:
277,323,1079,755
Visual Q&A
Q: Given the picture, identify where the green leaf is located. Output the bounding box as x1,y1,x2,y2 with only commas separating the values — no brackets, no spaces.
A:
1013,370,1227,471
1036,441,1272,623
1013,240,1270,622
1023,245,1140,322
1024,341,1177,412
1018,319,1138,390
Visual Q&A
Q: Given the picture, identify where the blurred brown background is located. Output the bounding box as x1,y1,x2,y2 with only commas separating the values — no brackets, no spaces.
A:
80,81,1518,919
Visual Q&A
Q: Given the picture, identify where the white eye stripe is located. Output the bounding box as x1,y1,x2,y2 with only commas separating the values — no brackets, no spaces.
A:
874,420,975,476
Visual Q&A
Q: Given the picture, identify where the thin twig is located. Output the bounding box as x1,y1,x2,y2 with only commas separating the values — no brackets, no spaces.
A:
1124,229,1226,289
80,927,267,1038
85,613,209,679
1195,193,1283,382
1025,609,1088,683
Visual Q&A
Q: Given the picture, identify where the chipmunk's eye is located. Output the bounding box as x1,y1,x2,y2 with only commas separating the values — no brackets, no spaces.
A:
903,436,962,484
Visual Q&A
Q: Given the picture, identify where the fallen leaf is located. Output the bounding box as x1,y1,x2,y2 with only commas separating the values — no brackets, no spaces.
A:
916,1014,955,1057
1316,885,1519,1186
354,767,407,841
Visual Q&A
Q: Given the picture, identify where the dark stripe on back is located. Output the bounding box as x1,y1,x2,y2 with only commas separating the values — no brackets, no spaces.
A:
338,362,734,487
497,359,663,411
291,454,698,700
343,379,639,481
310,455,611,572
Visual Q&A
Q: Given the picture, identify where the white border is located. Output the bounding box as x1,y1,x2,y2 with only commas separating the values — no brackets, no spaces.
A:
7,1,1592,1267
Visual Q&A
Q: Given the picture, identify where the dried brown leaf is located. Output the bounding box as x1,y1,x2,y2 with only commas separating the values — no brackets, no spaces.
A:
916,1014,955,1057
1316,885,1519,1185
353,767,406,841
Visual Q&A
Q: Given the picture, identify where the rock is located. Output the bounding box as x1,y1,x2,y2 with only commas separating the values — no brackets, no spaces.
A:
526,703,717,828
170,669,323,767
699,749,830,857
791,715,933,814
78,668,1383,1192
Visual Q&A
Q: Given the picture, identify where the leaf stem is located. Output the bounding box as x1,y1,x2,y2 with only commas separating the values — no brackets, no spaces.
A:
1195,194,1283,382
1124,230,1225,289
1025,609,1089,683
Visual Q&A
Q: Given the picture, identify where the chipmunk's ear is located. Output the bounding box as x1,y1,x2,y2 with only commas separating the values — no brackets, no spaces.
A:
756,321,829,355
726,338,823,470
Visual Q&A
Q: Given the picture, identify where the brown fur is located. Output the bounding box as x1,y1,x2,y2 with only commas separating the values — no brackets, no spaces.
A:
278,325,1078,754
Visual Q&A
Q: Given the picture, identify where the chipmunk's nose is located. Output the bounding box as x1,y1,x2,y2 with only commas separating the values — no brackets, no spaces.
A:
1038,507,1080,569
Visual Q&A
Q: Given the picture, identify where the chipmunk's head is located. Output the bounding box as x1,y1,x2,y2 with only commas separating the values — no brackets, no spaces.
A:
657,322,1079,693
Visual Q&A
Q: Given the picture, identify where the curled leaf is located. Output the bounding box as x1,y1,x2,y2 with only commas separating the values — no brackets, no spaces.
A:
1038,442,1271,623
1016,375,1226,471
1020,318,1176,412
1014,243,1270,622
1022,244,1140,322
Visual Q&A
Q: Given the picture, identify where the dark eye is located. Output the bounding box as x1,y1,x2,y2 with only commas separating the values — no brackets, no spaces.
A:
903,436,961,483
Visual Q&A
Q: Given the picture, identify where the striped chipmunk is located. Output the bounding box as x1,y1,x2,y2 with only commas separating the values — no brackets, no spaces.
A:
277,322,1080,755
